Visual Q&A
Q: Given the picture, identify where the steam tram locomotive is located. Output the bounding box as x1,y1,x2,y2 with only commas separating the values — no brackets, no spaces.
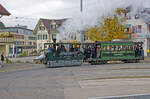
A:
43,41,144,67
43,43,83,68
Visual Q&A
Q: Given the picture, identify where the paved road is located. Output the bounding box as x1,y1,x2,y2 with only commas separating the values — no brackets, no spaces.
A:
0,63,150,99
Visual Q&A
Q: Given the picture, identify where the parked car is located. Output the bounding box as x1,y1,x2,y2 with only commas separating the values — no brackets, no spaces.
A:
33,52,45,62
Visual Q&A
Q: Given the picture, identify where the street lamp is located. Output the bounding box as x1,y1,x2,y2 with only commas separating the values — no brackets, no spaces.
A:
52,34,57,50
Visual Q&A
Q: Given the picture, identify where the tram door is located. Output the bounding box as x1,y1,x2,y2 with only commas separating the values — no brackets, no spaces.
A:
96,45,101,58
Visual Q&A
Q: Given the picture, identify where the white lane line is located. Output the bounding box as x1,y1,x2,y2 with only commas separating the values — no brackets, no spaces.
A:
88,93,150,99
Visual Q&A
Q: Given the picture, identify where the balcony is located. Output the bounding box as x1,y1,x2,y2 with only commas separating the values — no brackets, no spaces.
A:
0,38,14,43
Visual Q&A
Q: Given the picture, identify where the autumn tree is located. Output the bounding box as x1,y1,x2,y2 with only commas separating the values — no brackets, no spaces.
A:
0,32,13,38
86,8,128,42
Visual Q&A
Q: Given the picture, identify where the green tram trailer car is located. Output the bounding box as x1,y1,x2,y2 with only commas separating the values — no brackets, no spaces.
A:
43,43,84,68
85,41,144,65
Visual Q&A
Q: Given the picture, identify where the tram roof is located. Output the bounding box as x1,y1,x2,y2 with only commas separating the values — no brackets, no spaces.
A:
44,43,82,45
95,41,143,44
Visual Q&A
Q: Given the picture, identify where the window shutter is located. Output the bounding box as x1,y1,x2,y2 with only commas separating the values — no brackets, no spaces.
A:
132,26,135,33
138,25,142,33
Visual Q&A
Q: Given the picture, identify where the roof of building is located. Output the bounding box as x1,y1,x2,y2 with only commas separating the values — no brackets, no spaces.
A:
1,26,33,31
0,4,10,16
140,8,150,24
0,26,34,35
37,18,67,30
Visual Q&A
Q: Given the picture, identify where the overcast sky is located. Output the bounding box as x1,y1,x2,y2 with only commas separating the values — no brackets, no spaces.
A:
0,0,150,29
1,0,87,18
1,0,150,18
0,0,95,29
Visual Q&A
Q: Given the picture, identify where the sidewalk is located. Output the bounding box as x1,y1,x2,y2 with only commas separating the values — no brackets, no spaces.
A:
141,57,150,63
0,63,44,72
9,56,37,63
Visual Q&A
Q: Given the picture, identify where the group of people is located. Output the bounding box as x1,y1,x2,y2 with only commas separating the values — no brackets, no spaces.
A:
46,44,80,57
45,43,144,60
83,45,99,61
135,44,144,58
83,44,144,61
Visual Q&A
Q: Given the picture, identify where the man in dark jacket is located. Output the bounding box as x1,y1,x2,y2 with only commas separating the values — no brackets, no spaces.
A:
1,53,4,67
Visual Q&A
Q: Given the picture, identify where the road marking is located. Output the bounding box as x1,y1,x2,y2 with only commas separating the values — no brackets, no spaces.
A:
88,93,150,99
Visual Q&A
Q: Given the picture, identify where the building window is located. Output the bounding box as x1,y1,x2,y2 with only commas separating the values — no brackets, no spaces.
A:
135,14,140,19
29,36,36,40
52,34,56,40
43,34,48,40
131,25,142,33
39,26,45,31
125,24,131,33
15,41,24,45
148,24,150,33
84,35,89,41
38,35,42,40
74,36,76,40
33,42,36,45
29,42,32,45
28,42,32,45
51,23,57,29
14,34,24,39
22,35,24,39
138,25,142,33
71,35,73,40
126,13,131,20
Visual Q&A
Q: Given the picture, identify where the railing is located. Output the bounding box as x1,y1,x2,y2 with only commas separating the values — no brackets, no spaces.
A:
0,38,14,43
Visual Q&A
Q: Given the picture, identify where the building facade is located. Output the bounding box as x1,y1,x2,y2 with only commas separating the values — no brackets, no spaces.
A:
0,25,36,57
0,36,14,57
125,8,150,56
0,4,11,56
34,18,67,50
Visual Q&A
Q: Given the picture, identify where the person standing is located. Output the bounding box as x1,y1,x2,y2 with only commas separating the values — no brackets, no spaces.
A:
1,53,4,67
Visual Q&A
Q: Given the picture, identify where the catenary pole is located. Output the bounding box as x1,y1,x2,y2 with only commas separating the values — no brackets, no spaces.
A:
80,0,83,52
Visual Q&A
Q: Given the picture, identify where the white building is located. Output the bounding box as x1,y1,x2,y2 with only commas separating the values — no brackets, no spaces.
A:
34,18,67,50
125,9,150,56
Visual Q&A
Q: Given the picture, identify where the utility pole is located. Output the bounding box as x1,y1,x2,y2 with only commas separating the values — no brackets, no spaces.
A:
80,0,83,12
80,0,84,52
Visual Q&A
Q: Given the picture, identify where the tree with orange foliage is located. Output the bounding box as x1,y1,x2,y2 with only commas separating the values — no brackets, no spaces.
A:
86,8,128,42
